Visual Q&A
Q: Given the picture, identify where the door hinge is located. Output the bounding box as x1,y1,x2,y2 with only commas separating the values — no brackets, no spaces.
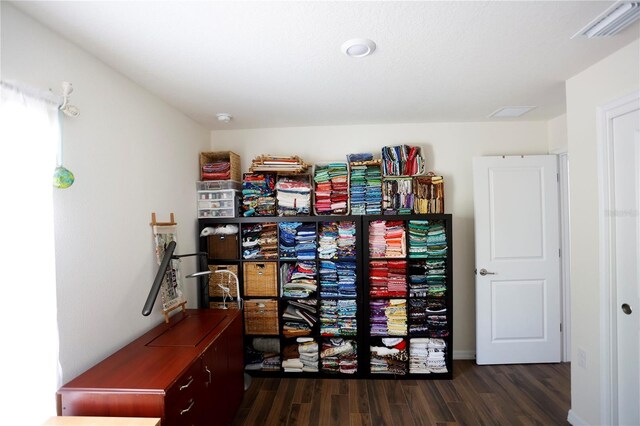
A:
557,173,559,182
559,248,561,257
560,323,563,332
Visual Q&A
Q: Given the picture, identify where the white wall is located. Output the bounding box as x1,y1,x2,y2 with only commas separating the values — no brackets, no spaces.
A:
548,114,568,153
1,4,210,383
211,121,549,355
566,39,640,425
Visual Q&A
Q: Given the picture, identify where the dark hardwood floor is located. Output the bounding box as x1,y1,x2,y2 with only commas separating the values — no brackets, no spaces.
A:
232,360,571,426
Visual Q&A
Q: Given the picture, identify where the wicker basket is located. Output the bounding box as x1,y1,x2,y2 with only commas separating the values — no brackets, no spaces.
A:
208,264,239,298
244,299,279,335
200,151,241,182
243,262,278,296
413,174,445,214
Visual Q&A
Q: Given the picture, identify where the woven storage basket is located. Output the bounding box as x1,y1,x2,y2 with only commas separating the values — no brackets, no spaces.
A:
244,299,279,335
413,174,445,214
200,151,241,182
243,262,278,296
207,264,239,298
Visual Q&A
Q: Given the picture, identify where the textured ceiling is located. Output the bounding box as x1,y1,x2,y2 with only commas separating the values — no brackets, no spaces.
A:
11,1,640,130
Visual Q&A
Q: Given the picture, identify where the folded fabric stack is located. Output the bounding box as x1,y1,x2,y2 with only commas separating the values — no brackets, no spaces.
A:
369,220,406,258
370,337,408,375
426,222,447,257
280,261,317,298
369,260,407,297
337,221,356,258
413,174,445,214
319,260,357,298
318,222,339,259
242,173,276,216
320,299,357,336
283,337,319,373
349,164,367,215
282,299,317,338
314,163,349,214
202,160,230,180
408,259,447,303
382,177,414,214
427,338,447,373
275,175,312,216
242,222,277,259
409,338,429,374
321,338,357,374
385,220,406,257
279,222,317,260
245,337,281,372
409,299,429,335
365,164,383,215
408,220,429,257
370,299,407,336
427,315,449,338
368,220,387,258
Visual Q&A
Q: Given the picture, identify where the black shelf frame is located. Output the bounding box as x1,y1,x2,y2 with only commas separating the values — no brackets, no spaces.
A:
197,213,452,380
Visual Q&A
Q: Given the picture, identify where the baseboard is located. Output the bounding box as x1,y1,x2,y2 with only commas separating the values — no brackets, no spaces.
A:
453,350,475,360
567,409,588,425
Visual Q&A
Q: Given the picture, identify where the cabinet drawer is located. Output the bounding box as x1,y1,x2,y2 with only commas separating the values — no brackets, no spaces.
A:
165,362,202,424
208,234,239,259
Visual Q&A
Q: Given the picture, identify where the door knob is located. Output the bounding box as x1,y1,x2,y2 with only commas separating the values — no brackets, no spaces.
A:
621,303,633,315
479,268,496,276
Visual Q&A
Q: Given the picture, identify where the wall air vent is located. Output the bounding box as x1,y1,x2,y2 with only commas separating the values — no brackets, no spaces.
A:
572,1,640,38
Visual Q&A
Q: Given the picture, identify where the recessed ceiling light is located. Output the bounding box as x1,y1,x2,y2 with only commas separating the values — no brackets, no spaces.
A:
488,106,537,118
341,38,376,58
216,113,232,123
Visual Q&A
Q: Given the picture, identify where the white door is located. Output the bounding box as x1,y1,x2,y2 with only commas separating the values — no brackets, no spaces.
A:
610,107,640,425
473,155,561,365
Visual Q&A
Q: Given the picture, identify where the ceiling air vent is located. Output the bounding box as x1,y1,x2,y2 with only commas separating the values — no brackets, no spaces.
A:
572,1,640,38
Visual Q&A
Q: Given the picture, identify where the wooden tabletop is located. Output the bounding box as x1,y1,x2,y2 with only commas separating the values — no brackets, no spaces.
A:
44,417,160,425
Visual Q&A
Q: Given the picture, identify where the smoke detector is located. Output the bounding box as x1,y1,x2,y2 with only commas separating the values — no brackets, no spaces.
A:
341,38,376,58
216,113,232,123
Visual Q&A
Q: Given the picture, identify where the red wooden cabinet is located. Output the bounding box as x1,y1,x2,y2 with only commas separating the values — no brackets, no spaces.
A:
57,309,243,426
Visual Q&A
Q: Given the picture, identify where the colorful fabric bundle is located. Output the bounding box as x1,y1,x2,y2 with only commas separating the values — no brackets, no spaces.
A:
370,337,408,375
321,338,357,374
409,299,429,335
318,221,357,259
202,160,230,180
275,175,311,216
382,177,414,214
320,299,357,337
242,173,276,216
280,261,317,298
381,144,424,177
370,299,407,336
369,260,407,297
279,222,317,260
314,163,349,215
242,222,277,259
283,337,319,373
408,220,447,258
319,260,357,298
368,220,407,258
349,157,382,215
282,300,317,338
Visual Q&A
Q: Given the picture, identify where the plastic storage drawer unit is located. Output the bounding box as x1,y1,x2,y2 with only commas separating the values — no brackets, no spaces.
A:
197,189,239,218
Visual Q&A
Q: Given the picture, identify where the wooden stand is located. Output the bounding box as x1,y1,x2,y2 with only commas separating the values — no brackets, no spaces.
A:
162,300,186,324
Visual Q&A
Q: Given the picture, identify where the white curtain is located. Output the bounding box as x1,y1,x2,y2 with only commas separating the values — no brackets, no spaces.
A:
0,82,61,424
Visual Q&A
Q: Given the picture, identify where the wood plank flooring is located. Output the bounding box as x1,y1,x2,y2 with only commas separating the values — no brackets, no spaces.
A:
232,360,571,426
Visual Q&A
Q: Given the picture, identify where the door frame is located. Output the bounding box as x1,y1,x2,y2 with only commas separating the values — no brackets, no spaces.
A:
556,151,571,362
596,90,640,426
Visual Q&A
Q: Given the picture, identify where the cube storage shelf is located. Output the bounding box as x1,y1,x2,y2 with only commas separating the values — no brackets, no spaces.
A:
197,213,452,379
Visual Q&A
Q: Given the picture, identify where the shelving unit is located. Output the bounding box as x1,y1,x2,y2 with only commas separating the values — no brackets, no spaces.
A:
197,213,452,379
363,214,453,379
